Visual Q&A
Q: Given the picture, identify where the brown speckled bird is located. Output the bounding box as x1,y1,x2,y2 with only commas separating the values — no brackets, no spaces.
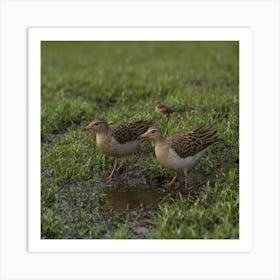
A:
155,101,175,116
140,124,222,189
84,119,154,180
155,101,174,116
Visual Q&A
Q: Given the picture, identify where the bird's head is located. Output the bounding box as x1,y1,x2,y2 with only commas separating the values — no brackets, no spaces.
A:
139,126,162,141
83,118,109,133
155,100,161,106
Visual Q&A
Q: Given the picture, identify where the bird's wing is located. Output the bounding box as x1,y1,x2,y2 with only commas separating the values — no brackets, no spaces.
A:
169,125,221,158
111,120,154,144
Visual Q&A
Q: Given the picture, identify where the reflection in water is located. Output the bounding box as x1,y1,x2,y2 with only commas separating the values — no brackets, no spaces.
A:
104,186,164,210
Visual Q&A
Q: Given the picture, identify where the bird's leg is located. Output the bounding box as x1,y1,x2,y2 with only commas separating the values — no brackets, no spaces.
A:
163,173,177,189
106,158,118,180
121,157,129,181
183,169,188,190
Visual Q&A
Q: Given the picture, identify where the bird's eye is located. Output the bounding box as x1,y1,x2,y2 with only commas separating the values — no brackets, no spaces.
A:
151,130,155,134
95,123,99,126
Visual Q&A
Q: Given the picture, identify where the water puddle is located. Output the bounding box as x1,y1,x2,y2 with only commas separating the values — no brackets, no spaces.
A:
103,185,165,210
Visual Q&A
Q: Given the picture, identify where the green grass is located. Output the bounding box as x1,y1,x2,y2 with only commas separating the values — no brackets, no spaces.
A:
41,41,239,239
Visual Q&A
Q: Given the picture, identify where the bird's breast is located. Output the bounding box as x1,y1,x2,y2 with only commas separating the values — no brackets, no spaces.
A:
168,147,209,171
96,134,139,157
96,134,115,156
155,143,208,172
111,137,139,156
154,143,173,169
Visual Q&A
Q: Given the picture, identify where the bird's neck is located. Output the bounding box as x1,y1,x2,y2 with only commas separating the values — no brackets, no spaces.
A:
153,135,165,146
97,125,110,135
96,127,111,142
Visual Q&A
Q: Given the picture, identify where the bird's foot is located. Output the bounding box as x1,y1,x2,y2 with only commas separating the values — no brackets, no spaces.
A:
120,173,128,181
163,183,173,190
163,174,177,190
105,174,114,181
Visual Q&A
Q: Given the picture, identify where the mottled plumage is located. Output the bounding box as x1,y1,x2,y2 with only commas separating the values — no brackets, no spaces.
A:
111,120,154,144
169,125,221,158
140,125,222,189
84,118,154,180
155,101,174,116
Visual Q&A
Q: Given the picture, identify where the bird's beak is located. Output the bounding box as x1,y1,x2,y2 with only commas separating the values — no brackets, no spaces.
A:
83,124,94,131
139,132,150,139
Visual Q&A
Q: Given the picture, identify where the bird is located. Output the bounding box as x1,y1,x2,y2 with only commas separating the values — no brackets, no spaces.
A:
139,124,222,189
84,118,154,181
154,101,174,116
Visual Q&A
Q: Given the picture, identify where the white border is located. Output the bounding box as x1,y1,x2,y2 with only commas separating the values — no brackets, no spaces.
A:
28,27,252,253
1,1,279,279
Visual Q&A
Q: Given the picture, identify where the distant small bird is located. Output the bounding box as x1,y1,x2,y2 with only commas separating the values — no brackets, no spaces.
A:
84,119,154,181
155,101,174,116
140,124,222,189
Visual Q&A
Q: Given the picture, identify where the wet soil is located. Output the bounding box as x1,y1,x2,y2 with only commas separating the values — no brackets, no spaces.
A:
103,185,165,210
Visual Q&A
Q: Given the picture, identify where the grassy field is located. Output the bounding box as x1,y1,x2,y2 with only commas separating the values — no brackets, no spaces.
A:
41,41,239,239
